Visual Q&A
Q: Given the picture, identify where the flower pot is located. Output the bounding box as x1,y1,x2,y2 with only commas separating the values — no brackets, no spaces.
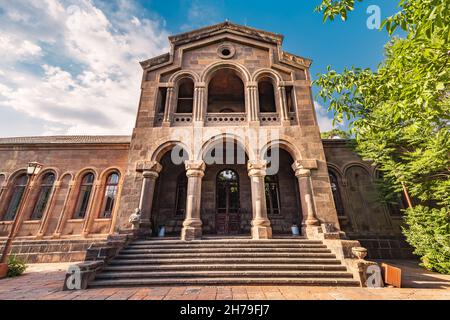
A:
0,263,8,279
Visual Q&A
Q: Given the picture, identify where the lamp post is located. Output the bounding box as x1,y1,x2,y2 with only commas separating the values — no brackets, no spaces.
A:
0,162,43,277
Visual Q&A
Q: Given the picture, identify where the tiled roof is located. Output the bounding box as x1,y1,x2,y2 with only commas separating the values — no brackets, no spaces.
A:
0,135,131,145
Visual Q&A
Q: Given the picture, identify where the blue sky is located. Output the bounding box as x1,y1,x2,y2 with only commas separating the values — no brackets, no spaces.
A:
0,0,400,136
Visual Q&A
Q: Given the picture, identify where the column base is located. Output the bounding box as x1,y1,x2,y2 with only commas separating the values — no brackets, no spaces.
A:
138,220,152,237
181,218,202,241
302,225,320,239
251,218,272,239
181,226,202,241
251,226,272,239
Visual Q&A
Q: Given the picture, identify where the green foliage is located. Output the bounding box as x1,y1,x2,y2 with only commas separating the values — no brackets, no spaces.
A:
321,129,351,139
403,206,450,274
315,0,450,272
7,255,27,277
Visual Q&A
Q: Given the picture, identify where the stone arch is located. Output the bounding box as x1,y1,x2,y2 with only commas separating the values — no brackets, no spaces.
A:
260,138,301,162
5,168,27,185
35,168,60,184
73,167,99,182
99,167,124,182
168,70,200,84
201,61,251,83
343,162,373,181
327,163,344,180
198,133,253,161
59,172,74,183
252,68,282,85
150,140,191,163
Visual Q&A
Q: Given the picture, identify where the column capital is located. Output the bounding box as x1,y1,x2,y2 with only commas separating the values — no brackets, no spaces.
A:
142,170,159,179
136,160,163,174
247,160,267,177
246,81,258,88
292,161,310,177
185,160,205,177
291,159,318,176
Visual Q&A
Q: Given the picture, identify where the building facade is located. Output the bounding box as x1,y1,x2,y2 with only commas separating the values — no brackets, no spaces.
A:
0,22,411,262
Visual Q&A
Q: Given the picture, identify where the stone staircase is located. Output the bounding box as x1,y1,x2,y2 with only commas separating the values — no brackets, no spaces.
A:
90,238,360,287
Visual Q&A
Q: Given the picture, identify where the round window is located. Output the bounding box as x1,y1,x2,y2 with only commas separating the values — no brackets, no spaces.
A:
217,44,235,59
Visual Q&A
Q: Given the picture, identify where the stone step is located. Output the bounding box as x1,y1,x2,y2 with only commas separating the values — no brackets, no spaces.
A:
90,277,360,287
126,243,328,250
95,270,354,279
109,257,343,265
120,247,332,254
131,239,322,245
102,264,348,272
115,252,336,259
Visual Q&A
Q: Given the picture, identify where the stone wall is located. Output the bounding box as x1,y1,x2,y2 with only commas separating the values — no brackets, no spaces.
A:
322,139,415,259
0,136,130,240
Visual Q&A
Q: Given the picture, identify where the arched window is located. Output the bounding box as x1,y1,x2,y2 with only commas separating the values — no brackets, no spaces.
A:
258,77,276,113
265,175,281,215
30,173,56,220
3,174,28,221
100,172,119,218
175,172,187,216
328,170,345,216
376,171,408,215
176,78,194,113
208,69,245,113
73,173,95,219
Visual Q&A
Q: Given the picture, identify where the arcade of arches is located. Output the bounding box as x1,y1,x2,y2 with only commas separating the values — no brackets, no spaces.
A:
149,142,302,238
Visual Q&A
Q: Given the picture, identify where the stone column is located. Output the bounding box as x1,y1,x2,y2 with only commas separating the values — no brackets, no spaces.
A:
246,82,259,122
278,85,289,122
136,161,162,235
53,180,75,238
193,83,206,122
292,161,320,236
162,85,174,124
248,160,272,239
181,160,205,241
36,181,61,239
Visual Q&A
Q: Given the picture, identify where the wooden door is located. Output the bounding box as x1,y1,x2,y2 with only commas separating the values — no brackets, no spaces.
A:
216,170,240,235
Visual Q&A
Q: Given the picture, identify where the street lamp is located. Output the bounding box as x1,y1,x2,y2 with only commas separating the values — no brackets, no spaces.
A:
0,162,43,278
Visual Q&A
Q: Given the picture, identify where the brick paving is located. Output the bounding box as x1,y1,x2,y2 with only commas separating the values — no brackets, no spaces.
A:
0,261,449,300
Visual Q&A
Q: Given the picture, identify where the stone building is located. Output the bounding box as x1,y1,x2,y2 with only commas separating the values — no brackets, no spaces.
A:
0,22,411,265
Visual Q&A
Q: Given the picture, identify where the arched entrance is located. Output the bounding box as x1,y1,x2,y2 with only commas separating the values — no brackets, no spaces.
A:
201,138,251,235
216,169,240,235
264,147,303,234
151,146,188,236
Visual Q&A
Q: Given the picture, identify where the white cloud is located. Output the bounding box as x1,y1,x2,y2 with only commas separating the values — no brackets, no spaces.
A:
314,101,335,132
180,0,222,31
0,0,169,136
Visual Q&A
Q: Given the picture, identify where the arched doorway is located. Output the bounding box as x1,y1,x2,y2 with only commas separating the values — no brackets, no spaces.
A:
201,138,251,235
264,147,302,234
151,146,189,236
216,169,240,235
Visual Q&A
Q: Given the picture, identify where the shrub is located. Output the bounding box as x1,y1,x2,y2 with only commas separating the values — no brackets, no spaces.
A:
403,206,450,274
7,255,27,277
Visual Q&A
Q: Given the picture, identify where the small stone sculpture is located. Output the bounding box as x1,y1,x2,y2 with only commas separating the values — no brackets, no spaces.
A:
129,208,141,230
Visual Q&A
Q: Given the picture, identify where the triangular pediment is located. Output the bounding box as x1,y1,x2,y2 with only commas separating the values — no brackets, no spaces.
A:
169,21,284,47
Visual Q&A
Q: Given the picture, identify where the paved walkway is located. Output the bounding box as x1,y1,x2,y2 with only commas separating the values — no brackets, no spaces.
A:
0,260,449,300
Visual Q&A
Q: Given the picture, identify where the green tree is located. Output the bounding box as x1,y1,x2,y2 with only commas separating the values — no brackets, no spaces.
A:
321,129,351,139
314,0,450,273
